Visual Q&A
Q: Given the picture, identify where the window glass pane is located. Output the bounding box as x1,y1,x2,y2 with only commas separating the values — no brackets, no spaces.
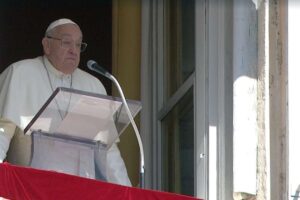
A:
165,0,195,99
161,87,194,196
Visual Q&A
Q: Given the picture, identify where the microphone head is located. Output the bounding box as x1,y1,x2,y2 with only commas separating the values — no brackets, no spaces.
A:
86,59,112,79
87,60,97,70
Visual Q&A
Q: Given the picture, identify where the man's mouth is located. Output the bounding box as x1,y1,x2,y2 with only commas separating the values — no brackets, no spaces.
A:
66,57,77,61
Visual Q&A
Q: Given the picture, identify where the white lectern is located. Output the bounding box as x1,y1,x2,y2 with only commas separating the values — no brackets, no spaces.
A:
24,87,141,181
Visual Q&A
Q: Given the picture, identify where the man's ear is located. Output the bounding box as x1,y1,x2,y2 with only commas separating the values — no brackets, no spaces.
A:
42,37,50,55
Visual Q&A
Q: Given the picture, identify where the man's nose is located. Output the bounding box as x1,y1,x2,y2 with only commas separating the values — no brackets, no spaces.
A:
68,43,79,54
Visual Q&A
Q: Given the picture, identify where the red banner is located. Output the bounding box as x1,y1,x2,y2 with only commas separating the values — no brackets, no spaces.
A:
0,163,201,200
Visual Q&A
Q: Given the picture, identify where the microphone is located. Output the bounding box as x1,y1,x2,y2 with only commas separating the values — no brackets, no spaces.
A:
87,60,145,188
87,60,111,79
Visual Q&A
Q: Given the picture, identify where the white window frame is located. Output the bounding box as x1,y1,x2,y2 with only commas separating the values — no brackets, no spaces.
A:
141,0,233,199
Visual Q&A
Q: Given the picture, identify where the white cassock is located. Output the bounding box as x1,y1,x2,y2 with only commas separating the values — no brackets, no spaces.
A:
0,56,131,186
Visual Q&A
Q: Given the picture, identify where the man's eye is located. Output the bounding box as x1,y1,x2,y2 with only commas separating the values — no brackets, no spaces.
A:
63,40,73,46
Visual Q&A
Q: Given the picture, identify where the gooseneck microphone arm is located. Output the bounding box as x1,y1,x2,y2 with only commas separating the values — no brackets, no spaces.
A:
87,60,145,189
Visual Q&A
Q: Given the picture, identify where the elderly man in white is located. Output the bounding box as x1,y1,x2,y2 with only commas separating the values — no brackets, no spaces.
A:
0,18,131,186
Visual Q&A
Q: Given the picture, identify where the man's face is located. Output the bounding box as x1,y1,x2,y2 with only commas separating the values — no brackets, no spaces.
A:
42,24,83,74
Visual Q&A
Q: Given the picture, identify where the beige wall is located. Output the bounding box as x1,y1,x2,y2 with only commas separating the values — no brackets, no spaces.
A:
112,0,141,186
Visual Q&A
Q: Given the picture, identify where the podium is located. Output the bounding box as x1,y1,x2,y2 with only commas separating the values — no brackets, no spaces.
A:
24,87,141,181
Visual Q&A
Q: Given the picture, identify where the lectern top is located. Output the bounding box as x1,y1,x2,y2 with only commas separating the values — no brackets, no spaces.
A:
24,87,141,149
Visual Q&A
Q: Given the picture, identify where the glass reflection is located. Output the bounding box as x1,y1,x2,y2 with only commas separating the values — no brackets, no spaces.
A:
165,0,195,99
161,87,194,196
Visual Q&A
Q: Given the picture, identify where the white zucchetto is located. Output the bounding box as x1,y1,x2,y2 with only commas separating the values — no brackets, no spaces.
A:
45,18,78,35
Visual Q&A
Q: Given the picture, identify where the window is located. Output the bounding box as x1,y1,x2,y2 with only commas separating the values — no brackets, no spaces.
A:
141,0,207,198
158,0,196,196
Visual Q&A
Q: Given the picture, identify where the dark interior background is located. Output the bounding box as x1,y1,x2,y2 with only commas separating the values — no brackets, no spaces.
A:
0,0,112,94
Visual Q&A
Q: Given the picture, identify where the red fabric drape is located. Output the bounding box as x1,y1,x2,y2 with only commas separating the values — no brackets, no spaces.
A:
0,163,201,200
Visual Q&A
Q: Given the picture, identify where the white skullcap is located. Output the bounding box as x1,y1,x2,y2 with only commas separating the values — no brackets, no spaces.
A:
45,18,78,34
